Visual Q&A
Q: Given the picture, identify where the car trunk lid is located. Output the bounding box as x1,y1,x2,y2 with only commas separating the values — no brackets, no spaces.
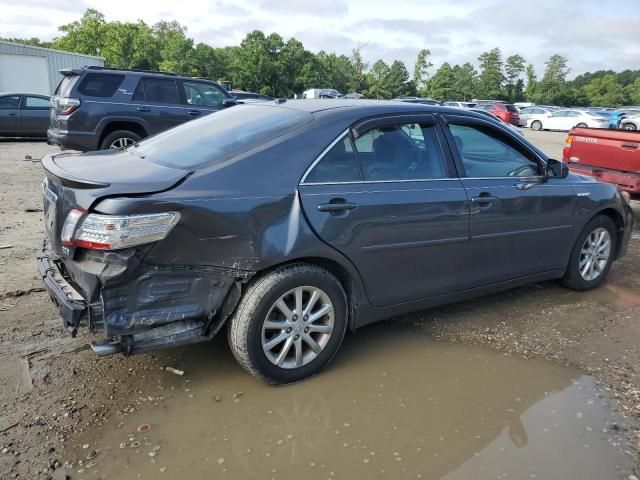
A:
42,149,191,256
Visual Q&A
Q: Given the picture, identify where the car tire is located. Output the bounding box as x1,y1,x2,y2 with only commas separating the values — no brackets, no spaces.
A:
622,123,637,131
561,215,617,291
227,263,348,384
531,120,542,131
576,122,588,128
100,130,141,150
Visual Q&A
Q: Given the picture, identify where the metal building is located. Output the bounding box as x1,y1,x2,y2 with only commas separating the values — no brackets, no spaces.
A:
0,41,104,95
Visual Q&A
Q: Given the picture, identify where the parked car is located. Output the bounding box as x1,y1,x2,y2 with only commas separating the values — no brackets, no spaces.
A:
474,102,520,125
47,66,237,151
586,110,624,129
443,101,476,108
0,93,51,138
469,108,524,136
38,100,633,384
620,115,640,131
533,109,609,131
518,107,558,129
393,97,441,105
320,89,343,99
514,102,535,109
343,92,365,99
562,126,640,197
231,91,274,101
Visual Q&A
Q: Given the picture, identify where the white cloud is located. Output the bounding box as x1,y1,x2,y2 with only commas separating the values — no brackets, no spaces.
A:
0,0,637,77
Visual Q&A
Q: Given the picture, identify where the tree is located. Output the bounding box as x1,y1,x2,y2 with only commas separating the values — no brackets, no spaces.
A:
504,54,526,102
53,9,107,56
585,74,628,107
387,60,415,98
524,64,537,100
348,45,369,93
102,21,160,70
534,54,570,104
451,63,477,101
413,49,433,95
366,60,391,99
477,48,505,99
624,77,640,105
428,63,455,100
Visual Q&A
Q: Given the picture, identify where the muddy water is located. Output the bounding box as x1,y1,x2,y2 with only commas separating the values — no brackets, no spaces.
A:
69,325,633,480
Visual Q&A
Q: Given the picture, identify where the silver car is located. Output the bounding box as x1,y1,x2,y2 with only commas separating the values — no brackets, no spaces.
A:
518,107,556,128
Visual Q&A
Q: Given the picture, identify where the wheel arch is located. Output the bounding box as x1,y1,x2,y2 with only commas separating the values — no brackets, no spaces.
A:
594,207,626,259
97,119,149,147
249,256,360,331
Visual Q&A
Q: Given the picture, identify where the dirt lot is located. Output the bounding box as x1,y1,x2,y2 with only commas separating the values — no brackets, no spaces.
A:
0,132,639,479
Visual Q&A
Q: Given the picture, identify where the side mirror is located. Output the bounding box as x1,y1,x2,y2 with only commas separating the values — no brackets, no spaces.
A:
546,159,569,178
222,98,238,108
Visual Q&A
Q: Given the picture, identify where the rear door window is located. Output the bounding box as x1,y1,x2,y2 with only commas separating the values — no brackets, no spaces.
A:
304,136,361,183
182,81,227,107
0,96,20,109
24,96,50,109
133,78,180,104
354,123,448,181
77,73,125,97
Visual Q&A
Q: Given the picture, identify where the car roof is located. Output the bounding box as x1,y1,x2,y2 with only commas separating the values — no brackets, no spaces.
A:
254,99,464,114
0,92,50,97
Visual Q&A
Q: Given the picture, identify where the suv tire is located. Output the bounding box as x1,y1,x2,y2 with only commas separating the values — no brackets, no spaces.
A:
100,130,141,150
227,263,348,384
561,215,616,291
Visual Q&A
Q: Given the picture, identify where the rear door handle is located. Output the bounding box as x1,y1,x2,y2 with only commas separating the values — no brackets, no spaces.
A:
136,107,150,112
317,201,358,212
621,142,638,149
470,195,499,204
187,110,202,116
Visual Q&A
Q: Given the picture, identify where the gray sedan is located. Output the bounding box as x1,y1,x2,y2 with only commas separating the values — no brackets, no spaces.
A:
0,93,50,137
38,100,634,384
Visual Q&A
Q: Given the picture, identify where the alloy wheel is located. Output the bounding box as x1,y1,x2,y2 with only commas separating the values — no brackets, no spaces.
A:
109,137,136,149
261,286,334,369
579,227,611,281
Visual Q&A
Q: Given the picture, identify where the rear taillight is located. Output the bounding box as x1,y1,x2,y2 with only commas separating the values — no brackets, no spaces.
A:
565,135,573,148
57,97,81,115
61,210,179,250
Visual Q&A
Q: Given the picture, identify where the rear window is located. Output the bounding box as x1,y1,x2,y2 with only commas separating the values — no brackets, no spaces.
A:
133,78,180,104
77,73,125,97
505,105,518,112
55,75,79,97
131,104,313,169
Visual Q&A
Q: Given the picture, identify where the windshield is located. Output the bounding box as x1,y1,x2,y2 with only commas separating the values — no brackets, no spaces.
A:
505,105,518,112
130,105,313,169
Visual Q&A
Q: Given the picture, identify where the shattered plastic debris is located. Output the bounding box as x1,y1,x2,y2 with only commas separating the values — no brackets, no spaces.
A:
164,367,185,376
137,424,151,433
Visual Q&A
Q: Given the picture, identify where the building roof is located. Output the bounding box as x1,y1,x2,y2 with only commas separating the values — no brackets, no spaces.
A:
0,40,105,60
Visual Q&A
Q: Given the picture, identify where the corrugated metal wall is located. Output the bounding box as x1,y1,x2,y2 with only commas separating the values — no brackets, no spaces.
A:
0,41,104,94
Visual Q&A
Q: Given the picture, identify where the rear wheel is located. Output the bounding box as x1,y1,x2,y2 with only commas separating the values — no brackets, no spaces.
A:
576,122,588,128
622,122,637,131
100,130,141,150
227,264,348,384
561,215,616,291
531,120,542,131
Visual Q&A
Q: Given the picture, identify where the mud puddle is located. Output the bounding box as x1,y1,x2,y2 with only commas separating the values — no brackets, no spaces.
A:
67,324,634,480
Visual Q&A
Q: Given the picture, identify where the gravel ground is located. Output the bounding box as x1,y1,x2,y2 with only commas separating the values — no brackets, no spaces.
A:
0,133,638,479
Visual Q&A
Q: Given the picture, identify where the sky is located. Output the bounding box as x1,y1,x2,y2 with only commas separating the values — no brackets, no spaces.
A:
2,0,639,78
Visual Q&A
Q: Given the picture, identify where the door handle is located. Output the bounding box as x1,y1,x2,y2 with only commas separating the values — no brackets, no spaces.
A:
187,110,202,116
621,142,638,149
8,112,16,116
470,195,499,204
317,201,358,212
136,107,150,112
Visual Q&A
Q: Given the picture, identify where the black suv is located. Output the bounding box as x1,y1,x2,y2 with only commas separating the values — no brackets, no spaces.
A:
48,66,237,151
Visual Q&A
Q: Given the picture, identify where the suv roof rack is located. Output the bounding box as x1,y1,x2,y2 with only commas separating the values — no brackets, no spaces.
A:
85,65,178,76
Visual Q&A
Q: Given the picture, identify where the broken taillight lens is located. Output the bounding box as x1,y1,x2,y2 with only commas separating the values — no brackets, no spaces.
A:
61,211,179,250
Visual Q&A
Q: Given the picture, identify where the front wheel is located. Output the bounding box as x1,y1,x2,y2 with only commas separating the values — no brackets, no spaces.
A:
227,264,348,384
562,215,616,291
576,122,588,128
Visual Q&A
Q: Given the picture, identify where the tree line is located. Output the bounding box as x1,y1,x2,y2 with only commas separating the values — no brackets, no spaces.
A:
4,9,640,107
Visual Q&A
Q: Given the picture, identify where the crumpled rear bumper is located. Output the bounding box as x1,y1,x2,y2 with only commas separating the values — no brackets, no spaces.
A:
37,239,247,354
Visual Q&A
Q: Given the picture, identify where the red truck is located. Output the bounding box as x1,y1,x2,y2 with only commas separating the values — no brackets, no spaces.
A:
562,127,640,197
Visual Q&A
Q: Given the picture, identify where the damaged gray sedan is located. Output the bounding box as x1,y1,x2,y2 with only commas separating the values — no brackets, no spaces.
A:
38,100,634,384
